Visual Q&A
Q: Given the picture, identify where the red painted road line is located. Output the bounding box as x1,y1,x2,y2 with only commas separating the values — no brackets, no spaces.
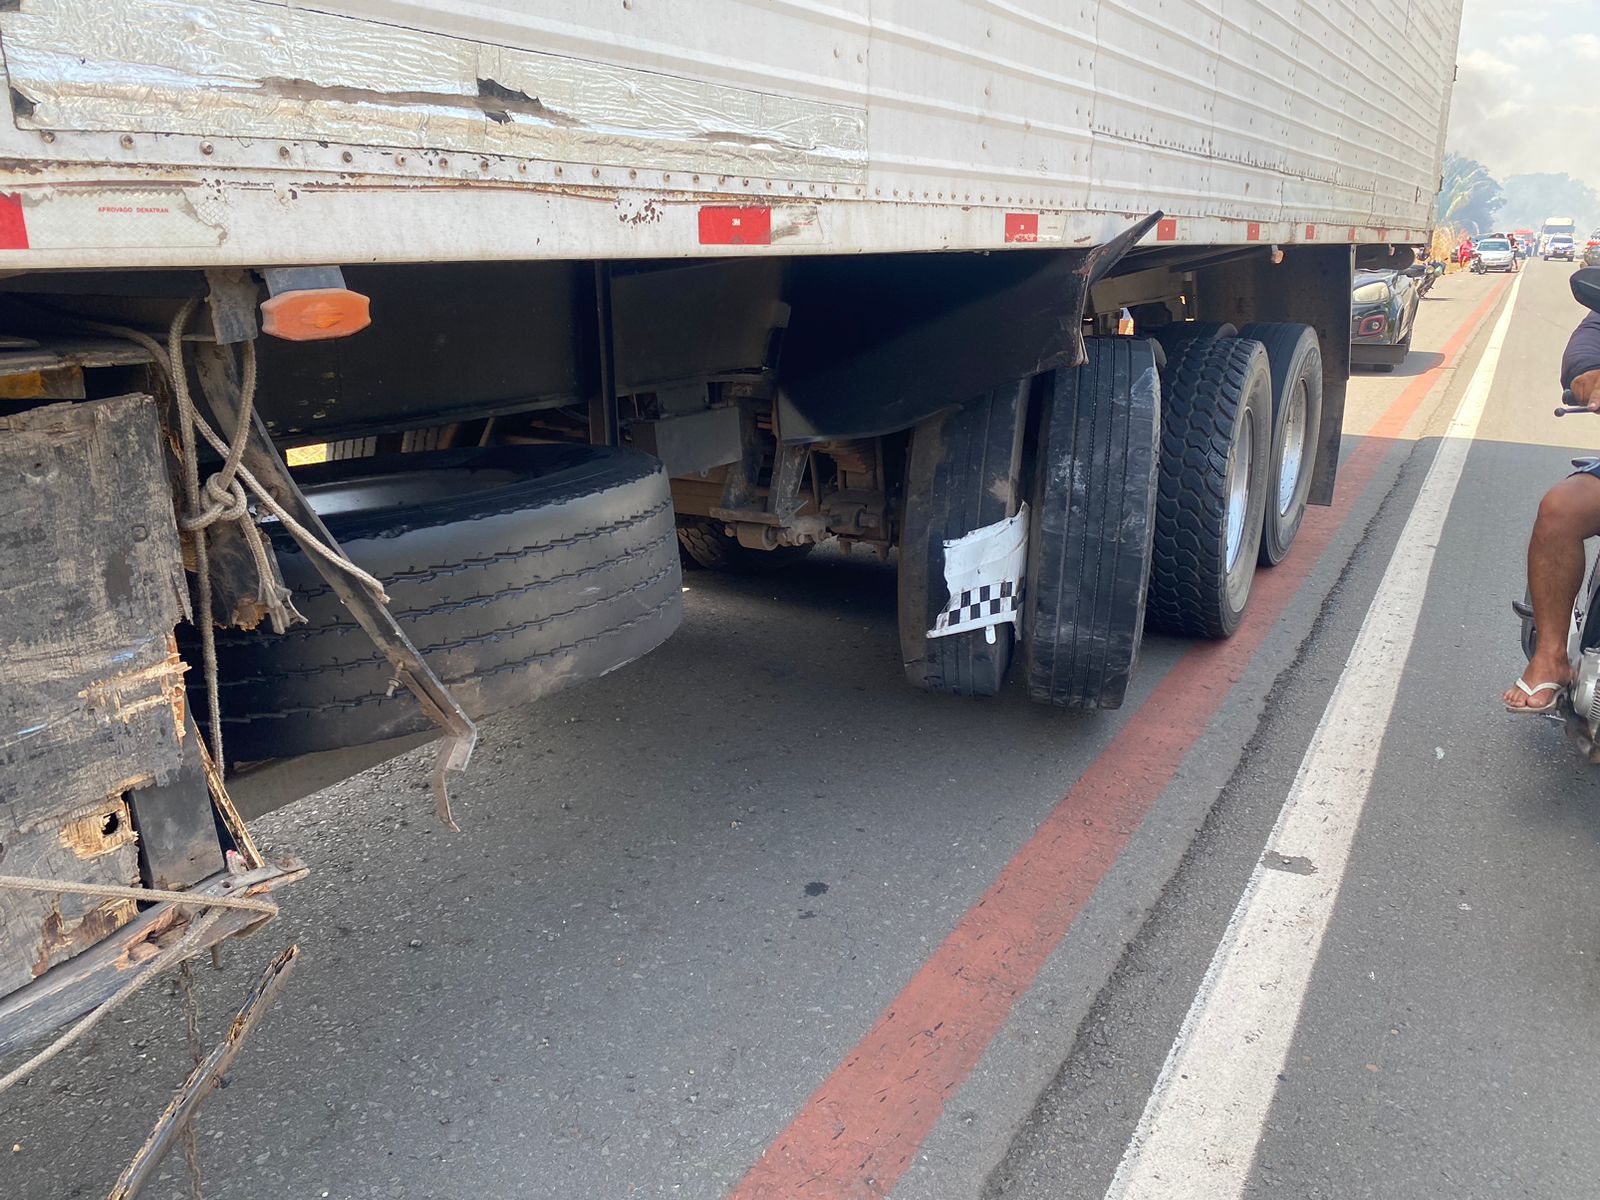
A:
1365,280,1510,440
730,279,1512,1199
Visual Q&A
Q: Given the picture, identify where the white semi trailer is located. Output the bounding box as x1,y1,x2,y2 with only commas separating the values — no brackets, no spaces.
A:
0,0,1462,1105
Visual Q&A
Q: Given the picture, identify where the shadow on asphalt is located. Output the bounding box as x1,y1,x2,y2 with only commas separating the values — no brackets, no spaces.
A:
1389,350,1447,377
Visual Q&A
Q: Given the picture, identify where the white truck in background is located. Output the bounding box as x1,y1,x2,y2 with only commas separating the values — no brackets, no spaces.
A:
0,0,1464,1153
1542,216,1578,257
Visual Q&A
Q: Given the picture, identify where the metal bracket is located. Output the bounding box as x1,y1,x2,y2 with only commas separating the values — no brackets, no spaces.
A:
202,269,260,346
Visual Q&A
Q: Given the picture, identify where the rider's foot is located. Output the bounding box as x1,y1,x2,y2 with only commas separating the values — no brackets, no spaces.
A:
1504,652,1572,710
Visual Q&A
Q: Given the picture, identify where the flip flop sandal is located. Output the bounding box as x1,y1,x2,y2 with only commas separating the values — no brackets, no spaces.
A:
1505,677,1568,715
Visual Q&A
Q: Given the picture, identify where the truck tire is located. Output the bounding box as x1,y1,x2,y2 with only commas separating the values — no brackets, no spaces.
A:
676,518,814,571
1023,338,1161,709
1237,323,1323,566
899,382,1028,696
1150,320,1238,356
203,444,682,764
1148,337,1272,638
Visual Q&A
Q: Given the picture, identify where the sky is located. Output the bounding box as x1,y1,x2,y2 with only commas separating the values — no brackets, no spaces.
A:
1449,0,1600,189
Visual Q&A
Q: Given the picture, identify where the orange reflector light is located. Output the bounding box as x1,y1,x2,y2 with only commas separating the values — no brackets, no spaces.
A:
260,287,372,341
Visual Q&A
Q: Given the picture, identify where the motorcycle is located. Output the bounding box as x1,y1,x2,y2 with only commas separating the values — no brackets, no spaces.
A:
1408,258,1446,297
1517,267,1600,758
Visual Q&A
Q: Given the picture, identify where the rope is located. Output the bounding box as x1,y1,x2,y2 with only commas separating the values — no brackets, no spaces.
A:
0,875,277,915
169,299,227,766
71,304,391,767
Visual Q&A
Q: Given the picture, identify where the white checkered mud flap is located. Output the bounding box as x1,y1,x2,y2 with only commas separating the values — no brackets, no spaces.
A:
928,503,1028,644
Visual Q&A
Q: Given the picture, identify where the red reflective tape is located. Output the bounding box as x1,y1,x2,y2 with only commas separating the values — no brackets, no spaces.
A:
0,194,29,250
1156,217,1178,241
697,205,771,246
1246,221,1262,241
1004,212,1039,243
731,280,1514,1200
1348,227,1358,241
1305,223,1317,240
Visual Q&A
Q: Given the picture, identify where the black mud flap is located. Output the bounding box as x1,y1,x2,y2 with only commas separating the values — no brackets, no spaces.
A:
776,214,1162,441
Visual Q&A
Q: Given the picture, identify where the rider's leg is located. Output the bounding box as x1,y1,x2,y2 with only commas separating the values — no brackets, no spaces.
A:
1507,472,1600,707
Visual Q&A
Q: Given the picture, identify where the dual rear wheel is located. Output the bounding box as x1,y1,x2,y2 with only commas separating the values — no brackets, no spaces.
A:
900,323,1322,705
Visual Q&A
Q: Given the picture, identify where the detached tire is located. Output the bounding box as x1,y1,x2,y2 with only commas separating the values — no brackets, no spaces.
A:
899,382,1027,696
1148,337,1272,638
1237,323,1323,566
206,445,682,763
1024,338,1161,709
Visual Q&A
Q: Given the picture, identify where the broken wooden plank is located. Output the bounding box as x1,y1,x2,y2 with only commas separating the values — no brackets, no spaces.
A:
0,338,153,379
0,391,190,997
108,943,299,1200
0,860,305,1059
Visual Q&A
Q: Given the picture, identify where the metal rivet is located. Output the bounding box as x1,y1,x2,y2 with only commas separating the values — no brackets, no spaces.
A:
439,157,449,169
119,134,133,149
396,154,406,164
200,141,214,155
278,145,290,159
341,150,353,163
554,165,563,176
39,131,54,144
629,168,637,179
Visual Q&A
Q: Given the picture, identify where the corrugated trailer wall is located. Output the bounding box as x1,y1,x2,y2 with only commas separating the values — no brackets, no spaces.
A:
0,0,1461,267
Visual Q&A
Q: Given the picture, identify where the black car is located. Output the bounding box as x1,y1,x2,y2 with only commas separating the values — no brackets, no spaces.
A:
1349,267,1419,372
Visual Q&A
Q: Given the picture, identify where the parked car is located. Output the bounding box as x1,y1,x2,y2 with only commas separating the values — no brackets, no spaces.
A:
1582,231,1600,267
1545,234,1576,261
1350,267,1419,371
1474,237,1518,271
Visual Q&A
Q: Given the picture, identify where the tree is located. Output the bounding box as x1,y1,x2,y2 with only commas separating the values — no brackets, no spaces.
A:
1437,153,1504,235
1498,173,1599,236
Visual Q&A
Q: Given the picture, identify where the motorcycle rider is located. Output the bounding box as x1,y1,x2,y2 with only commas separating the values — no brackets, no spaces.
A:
1505,308,1600,711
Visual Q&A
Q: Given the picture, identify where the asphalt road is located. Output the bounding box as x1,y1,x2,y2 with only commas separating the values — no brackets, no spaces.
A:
3,260,1592,1200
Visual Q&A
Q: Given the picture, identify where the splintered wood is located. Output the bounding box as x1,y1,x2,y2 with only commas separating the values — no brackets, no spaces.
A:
0,393,190,999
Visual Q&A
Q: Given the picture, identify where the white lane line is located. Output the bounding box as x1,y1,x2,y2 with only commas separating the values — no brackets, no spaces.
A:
1104,271,1526,1200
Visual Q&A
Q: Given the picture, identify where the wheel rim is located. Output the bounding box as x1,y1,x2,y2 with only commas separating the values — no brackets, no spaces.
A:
1277,379,1309,517
1225,411,1254,571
